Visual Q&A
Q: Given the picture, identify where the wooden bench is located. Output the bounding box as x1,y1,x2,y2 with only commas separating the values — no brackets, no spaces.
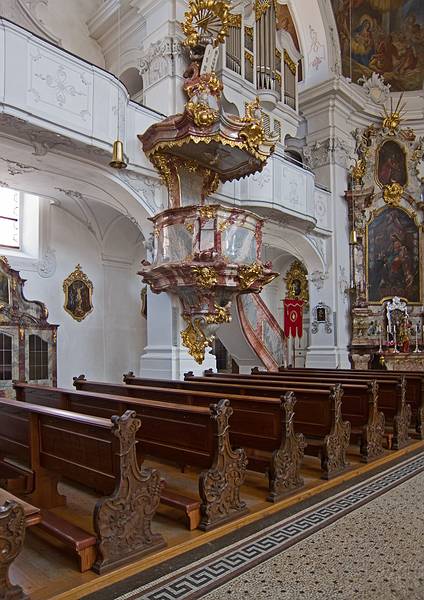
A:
72,376,351,481
0,399,165,574
13,383,248,531
275,367,424,439
116,373,384,463
195,370,411,451
0,489,41,600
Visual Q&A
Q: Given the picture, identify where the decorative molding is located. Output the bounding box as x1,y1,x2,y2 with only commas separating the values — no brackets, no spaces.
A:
338,265,349,304
116,170,163,214
0,158,38,176
304,137,353,170
358,73,391,106
139,37,185,88
309,270,328,291
37,247,56,278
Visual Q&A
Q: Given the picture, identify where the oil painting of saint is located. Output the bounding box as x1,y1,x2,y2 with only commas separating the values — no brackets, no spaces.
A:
377,140,407,187
367,208,420,303
331,0,424,92
63,265,93,322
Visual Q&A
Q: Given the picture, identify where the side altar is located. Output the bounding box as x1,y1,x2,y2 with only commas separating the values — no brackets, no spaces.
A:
347,101,424,370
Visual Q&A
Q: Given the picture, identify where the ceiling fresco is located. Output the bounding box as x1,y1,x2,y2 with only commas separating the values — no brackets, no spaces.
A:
331,0,424,92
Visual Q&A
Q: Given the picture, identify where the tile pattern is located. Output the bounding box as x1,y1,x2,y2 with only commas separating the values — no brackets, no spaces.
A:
115,452,424,600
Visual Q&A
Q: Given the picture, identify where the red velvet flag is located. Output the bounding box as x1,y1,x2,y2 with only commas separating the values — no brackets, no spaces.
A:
283,298,304,338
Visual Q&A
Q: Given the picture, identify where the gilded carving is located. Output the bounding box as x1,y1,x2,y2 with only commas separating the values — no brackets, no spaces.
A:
238,262,264,290
0,501,26,600
321,384,351,479
382,182,404,207
93,411,165,574
63,264,93,322
360,381,385,462
182,0,231,48
181,317,211,364
192,266,218,288
268,392,307,502
284,259,309,305
199,399,248,530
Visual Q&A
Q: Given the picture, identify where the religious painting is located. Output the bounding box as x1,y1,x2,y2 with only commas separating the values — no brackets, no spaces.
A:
0,272,10,306
63,264,93,322
376,140,407,188
276,4,300,51
367,207,420,303
331,0,424,92
284,260,309,306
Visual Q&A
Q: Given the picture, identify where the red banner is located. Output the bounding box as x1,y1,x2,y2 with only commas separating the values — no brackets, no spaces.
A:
283,299,304,338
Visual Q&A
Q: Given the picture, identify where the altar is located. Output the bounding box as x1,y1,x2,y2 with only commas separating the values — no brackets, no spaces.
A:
383,353,424,372
346,108,424,371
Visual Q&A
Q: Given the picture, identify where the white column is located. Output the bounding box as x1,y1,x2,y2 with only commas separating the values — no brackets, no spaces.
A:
140,289,216,379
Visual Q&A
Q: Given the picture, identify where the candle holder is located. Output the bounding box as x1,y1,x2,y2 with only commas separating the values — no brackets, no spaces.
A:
414,325,420,353
393,328,399,353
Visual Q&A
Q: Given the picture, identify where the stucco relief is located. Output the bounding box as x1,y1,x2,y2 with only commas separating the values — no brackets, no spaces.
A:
28,49,92,121
0,158,38,176
314,190,328,228
283,167,306,213
139,38,185,88
117,170,163,214
304,137,352,170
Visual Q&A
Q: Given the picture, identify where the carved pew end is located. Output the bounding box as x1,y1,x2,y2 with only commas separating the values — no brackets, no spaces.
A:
198,399,248,531
0,500,27,600
93,411,166,574
267,392,306,503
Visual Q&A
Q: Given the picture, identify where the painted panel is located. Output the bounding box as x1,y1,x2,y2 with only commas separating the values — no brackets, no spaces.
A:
331,0,424,92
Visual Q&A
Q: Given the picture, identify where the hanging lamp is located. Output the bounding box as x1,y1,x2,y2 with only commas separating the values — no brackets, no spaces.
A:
110,0,127,170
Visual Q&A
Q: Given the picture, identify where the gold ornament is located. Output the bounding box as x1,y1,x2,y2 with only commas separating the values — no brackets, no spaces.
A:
63,264,93,322
284,260,309,306
239,98,266,152
199,205,218,220
205,304,231,325
238,262,264,290
192,266,218,288
186,100,219,128
182,0,231,48
383,182,404,207
351,158,366,186
284,51,296,75
181,317,211,364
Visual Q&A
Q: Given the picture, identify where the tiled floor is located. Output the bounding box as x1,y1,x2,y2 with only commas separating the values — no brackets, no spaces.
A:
204,469,424,599
119,451,424,600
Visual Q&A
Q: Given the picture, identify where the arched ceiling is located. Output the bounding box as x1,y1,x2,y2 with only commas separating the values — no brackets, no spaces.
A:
330,0,424,92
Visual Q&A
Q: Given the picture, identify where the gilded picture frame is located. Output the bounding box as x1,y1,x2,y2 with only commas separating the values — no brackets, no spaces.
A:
375,139,408,190
63,264,93,322
284,259,309,306
365,206,422,305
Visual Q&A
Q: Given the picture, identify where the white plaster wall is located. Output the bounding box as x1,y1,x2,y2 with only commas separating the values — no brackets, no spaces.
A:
8,200,146,388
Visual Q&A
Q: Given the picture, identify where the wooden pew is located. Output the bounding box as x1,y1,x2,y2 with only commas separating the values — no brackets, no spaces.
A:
0,399,165,574
0,490,41,600
116,373,384,462
193,370,411,451
72,376,351,480
276,367,424,438
13,384,248,531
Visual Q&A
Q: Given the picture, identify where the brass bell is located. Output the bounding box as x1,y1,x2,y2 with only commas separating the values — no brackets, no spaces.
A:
109,139,127,169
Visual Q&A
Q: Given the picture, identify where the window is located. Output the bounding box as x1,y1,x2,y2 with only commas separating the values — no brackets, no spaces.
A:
29,334,48,380
0,333,12,381
0,189,20,248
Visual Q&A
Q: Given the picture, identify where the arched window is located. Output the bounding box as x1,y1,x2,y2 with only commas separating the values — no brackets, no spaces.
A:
0,333,12,380
29,334,48,381
0,188,20,249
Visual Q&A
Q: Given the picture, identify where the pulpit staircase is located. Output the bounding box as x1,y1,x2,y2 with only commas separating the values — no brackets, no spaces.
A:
217,293,287,372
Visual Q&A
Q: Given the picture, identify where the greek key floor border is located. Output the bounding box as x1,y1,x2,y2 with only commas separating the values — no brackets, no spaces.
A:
116,451,424,600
